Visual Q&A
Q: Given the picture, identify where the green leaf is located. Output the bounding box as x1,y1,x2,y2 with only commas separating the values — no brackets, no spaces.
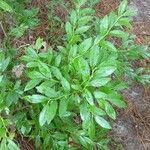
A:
0,139,7,150
1,57,10,72
88,119,95,139
75,0,87,8
0,0,13,12
61,77,70,92
100,15,108,35
26,46,38,58
95,116,111,129
80,102,90,121
104,101,116,120
78,58,90,80
6,91,19,106
35,37,44,50
51,66,62,80
104,41,117,52
107,93,127,108
28,71,45,79
110,30,129,39
39,105,47,126
70,10,77,25
76,26,90,34
89,45,100,67
95,66,116,77
65,22,72,36
94,91,107,99
7,139,20,150
0,75,3,83
25,95,47,103
78,38,92,54
24,79,41,91
68,45,78,59
59,99,70,117
80,8,95,16
38,62,51,78
46,101,58,124
90,78,111,87
91,106,106,116
78,16,93,26
84,89,94,105
55,54,62,67
36,83,58,97
26,62,38,68
118,0,128,15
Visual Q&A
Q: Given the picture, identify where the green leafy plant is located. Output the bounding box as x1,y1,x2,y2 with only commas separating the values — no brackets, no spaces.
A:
20,0,149,149
0,0,149,149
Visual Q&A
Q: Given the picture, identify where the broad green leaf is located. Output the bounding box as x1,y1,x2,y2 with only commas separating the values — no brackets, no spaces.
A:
26,46,38,58
118,0,128,15
0,0,13,12
89,45,99,67
90,78,111,87
95,116,111,129
94,91,107,99
104,101,116,120
78,58,90,80
38,62,51,78
70,10,77,25
110,30,129,39
26,62,38,68
36,84,58,97
84,89,94,105
80,102,90,121
24,79,41,91
114,82,128,90
118,18,132,28
88,119,95,139
65,22,72,35
75,0,87,8
35,37,43,50
107,93,127,108
0,139,7,150
100,15,108,35
51,66,62,80
1,57,10,72
28,71,45,79
39,105,47,126
68,45,78,59
108,12,117,26
6,91,19,106
94,66,116,77
25,95,47,103
7,140,20,150
59,99,70,117
55,54,62,67
76,26,90,34
104,41,117,52
91,106,106,116
0,75,3,83
61,77,70,91
80,8,95,16
46,101,58,124
78,16,93,26
79,38,92,54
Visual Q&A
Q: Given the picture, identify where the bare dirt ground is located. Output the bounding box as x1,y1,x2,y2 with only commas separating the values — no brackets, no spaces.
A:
96,0,150,149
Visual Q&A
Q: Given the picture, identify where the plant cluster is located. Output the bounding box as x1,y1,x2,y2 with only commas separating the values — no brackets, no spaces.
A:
0,0,149,149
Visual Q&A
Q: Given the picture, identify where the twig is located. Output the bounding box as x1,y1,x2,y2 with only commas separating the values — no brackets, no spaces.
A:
0,21,7,37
